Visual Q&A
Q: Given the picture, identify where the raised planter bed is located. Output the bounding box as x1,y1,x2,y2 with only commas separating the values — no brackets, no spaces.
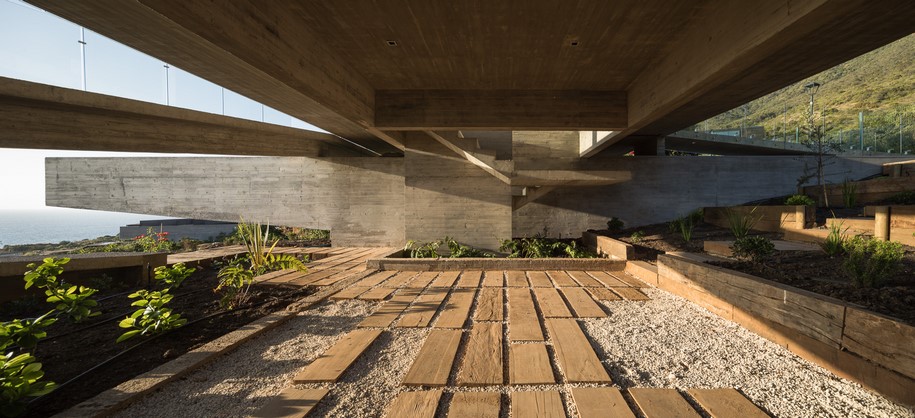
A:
581,230,634,260
803,176,915,207
704,205,814,232
366,257,625,271
654,254,915,407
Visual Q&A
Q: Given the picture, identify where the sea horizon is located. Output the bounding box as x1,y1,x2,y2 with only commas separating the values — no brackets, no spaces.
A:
0,207,174,247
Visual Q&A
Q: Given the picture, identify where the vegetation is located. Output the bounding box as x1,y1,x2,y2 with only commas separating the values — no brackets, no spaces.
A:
668,209,702,242
0,313,56,352
132,227,178,253
629,231,646,243
404,240,441,258
726,206,761,239
785,194,816,206
152,263,195,291
500,237,595,259
841,180,858,208
0,352,56,417
117,289,187,343
730,236,776,263
23,258,100,323
821,222,848,256
443,237,490,258
606,217,624,232
888,191,915,205
842,236,905,288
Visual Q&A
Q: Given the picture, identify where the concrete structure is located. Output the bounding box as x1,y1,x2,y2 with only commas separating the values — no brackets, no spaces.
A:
6,1,915,248
119,219,238,242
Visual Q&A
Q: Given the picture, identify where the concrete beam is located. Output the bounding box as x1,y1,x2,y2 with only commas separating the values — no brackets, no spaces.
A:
425,131,512,184
28,0,404,154
581,0,915,157
0,77,365,156
376,90,627,130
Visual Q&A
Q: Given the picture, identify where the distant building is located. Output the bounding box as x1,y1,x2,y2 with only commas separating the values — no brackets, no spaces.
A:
120,219,236,242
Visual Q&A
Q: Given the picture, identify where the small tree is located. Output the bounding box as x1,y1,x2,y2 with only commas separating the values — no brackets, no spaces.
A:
800,102,841,207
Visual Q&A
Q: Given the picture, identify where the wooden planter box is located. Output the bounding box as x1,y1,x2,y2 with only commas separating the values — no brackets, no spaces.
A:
704,205,814,232
581,231,634,260
803,177,915,207
655,254,915,407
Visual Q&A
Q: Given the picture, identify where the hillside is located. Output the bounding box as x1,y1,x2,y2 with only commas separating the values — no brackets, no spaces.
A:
699,33,915,152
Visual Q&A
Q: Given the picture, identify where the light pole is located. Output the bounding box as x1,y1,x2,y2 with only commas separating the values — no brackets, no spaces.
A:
804,82,820,117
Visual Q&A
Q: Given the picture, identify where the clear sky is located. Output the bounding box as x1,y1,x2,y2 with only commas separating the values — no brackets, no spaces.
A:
0,0,324,210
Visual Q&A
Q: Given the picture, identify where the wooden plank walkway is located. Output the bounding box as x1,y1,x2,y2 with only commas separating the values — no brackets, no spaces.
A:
509,344,554,384
629,388,701,418
571,387,635,418
447,392,501,418
473,288,504,321
403,329,462,386
397,288,448,328
507,288,544,341
386,390,442,417
561,287,607,318
533,288,573,318
253,387,329,418
457,322,503,386
358,289,422,328
293,329,382,383
456,270,482,288
435,289,476,329
526,271,553,287
687,388,770,418
511,390,565,418
544,318,611,383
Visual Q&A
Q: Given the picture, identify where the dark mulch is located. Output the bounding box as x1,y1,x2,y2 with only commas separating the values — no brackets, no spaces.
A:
0,265,314,417
594,222,780,261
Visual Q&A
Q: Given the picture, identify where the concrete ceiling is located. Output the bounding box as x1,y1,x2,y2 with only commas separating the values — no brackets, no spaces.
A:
21,0,915,157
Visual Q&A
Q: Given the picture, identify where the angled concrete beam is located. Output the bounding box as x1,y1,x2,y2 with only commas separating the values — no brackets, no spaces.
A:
377,90,627,130
512,186,556,211
581,0,915,157
425,130,512,184
28,0,404,154
511,170,631,187
0,77,364,156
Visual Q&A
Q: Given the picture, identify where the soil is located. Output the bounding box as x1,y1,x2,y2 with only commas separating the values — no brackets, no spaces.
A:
594,223,781,261
0,265,315,417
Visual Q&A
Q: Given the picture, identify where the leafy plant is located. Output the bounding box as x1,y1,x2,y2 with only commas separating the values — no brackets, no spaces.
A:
726,206,761,239
500,237,594,258
499,239,521,257
117,289,187,343
842,236,905,288
669,212,697,242
606,217,624,232
0,312,56,352
561,240,595,258
133,227,177,252
629,231,646,243
153,263,195,290
841,180,858,208
785,194,816,206
23,258,100,323
1,352,56,417
443,237,489,258
731,236,775,262
821,221,849,256
405,240,441,258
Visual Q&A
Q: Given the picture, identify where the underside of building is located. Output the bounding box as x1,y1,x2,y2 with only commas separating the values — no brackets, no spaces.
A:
4,0,915,248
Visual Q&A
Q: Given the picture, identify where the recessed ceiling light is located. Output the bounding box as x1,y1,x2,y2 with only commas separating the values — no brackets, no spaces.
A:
570,40,579,47
385,40,398,47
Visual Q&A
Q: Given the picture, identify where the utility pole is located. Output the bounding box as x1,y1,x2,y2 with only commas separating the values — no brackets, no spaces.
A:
78,28,87,91
859,112,864,156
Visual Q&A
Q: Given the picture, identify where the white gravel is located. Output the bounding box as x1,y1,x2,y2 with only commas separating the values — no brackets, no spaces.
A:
111,287,914,418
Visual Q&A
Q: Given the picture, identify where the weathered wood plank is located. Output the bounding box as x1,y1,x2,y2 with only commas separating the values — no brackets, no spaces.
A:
587,287,622,301
431,271,461,288
544,318,611,383
629,388,700,418
253,387,329,418
507,288,544,341
386,390,442,417
403,329,462,386
357,286,396,301
293,329,382,383
447,392,501,418
571,387,635,418
505,270,529,287
546,271,578,287
474,288,504,321
567,271,605,287
456,270,483,288
586,270,630,287
611,287,650,301
511,390,566,418
608,271,647,287
358,289,421,328
526,271,553,287
397,288,449,328
407,271,441,288
842,307,915,380
533,288,573,318
687,388,769,418
330,286,370,300
357,270,399,287
482,270,504,287
509,344,555,384
560,288,607,318
435,289,477,329
382,271,420,288
457,322,503,386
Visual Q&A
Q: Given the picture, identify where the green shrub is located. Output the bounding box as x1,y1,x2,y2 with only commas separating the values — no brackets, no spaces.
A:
0,312,56,352
499,237,595,258
669,213,697,242
629,231,646,243
785,194,816,206
153,263,195,290
842,236,905,288
442,237,490,258
133,227,178,253
821,222,848,256
117,289,187,343
841,180,858,208
888,191,915,205
606,217,624,232
1,352,56,417
405,240,441,258
23,258,100,323
726,206,761,239
731,236,775,262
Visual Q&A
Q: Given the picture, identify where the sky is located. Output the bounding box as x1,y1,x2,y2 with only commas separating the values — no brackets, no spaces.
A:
0,0,325,210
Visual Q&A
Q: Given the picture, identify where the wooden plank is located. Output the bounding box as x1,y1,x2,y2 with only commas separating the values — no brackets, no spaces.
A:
588,287,622,301
358,289,421,328
842,307,915,380
386,390,442,418
293,329,382,383
571,387,635,418
687,388,769,418
511,390,566,418
526,271,553,287
381,271,420,288
457,322,503,386
403,329,462,386
311,270,362,286
611,287,650,301
560,288,607,318
473,288,504,321
397,288,449,328
431,271,461,288
586,270,630,287
608,271,647,287
482,270,504,287
435,289,477,329
509,344,555,385
330,286,370,300
505,270,529,287
407,271,440,288
566,271,605,287
456,270,483,288
357,286,397,301
533,288,573,318
629,388,700,418
546,271,578,287
253,387,329,418
507,288,544,341
447,392,501,418
355,270,398,287
544,318,611,383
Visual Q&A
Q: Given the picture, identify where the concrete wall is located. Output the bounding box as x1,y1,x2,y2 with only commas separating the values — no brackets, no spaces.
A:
513,156,904,237
46,157,404,247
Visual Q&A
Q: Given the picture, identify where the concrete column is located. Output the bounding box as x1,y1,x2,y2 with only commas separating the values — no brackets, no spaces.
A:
633,136,666,156
874,206,891,241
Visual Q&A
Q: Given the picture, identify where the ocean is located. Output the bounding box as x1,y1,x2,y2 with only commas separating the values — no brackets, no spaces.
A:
0,208,174,247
